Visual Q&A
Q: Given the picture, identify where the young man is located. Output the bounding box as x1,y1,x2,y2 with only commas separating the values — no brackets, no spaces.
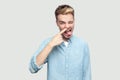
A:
29,4,91,80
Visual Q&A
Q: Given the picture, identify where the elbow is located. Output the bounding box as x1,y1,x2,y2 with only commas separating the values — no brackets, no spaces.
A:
29,65,38,74
29,56,44,74
29,57,39,74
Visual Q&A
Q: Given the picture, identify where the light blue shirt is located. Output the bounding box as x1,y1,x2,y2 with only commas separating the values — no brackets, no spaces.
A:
29,35,91,80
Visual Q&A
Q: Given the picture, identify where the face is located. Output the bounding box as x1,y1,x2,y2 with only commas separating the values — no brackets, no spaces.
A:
56,14,74,40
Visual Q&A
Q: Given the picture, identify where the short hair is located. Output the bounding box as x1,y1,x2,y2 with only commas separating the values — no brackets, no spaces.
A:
55,4,74,20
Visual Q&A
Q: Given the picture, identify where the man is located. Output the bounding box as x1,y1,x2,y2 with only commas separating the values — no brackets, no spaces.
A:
29,4,91,80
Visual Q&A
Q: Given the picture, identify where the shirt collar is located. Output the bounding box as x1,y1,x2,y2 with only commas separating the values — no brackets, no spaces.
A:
60,35,74,47
68,35,74,43
64,35,74,45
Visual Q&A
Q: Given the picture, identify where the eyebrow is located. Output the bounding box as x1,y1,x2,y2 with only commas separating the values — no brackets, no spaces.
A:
59,21,65,23
58,19,74,24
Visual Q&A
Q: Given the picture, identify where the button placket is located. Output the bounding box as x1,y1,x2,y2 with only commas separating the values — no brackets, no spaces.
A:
65,45,71,80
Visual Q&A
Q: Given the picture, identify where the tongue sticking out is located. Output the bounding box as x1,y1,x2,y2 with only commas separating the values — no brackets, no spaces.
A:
64,29,72,36
62,29,72,39
66,31,72,35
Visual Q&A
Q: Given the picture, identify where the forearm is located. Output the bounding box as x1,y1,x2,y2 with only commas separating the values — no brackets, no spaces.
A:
36,28,66,67
36,42,54,66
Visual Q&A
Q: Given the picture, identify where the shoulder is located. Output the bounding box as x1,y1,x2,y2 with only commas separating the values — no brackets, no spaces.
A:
71,35,88,47
71,35,87,44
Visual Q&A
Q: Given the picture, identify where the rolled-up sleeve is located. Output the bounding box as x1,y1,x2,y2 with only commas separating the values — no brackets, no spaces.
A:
29,39,50,73
83,43,91,80
29,56,44,73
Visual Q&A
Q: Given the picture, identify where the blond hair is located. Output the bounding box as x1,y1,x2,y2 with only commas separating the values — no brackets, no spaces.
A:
55,4,74,20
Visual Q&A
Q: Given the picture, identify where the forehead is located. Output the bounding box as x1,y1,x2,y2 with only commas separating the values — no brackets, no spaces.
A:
57,14,74,21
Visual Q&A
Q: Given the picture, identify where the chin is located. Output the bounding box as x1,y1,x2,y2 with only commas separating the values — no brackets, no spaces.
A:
63,34,72,40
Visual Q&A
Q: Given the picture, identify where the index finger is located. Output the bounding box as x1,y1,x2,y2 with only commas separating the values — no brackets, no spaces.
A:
59,28,67,34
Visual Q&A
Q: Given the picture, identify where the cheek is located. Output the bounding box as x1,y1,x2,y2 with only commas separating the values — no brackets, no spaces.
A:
71,24,74,28
59,25,65,30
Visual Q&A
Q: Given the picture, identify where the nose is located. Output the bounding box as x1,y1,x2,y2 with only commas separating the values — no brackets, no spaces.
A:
65,23,69,29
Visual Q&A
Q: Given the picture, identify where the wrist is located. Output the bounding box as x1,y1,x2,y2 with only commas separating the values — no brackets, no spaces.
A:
48,42,54,48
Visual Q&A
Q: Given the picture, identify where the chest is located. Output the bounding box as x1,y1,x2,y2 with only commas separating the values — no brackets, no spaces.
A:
48,45,84,65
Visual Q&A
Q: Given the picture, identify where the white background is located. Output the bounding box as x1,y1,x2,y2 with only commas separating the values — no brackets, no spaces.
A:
0,0,120,80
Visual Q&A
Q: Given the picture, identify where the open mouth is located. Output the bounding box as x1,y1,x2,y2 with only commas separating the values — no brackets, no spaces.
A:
62,28,73,39
64,28,72,33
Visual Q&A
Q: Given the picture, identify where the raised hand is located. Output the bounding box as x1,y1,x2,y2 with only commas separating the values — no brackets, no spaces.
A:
49,28,67,47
